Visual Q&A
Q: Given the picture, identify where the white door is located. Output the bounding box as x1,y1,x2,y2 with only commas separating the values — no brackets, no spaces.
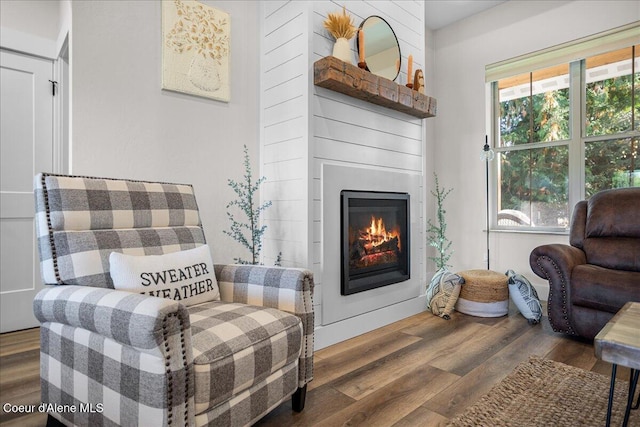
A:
1,49,54,332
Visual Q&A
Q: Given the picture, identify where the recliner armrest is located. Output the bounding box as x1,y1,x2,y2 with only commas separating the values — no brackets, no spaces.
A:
33,285,192,354
530,244,587,336
35,285,196,426
215,264,313,307
214,264,314,385
530,244,586,283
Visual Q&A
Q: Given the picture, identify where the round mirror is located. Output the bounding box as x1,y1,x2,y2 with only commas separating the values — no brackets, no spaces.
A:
356,16,401,81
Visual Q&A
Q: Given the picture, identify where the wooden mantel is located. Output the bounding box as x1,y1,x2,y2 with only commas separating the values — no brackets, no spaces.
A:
313,56,437,119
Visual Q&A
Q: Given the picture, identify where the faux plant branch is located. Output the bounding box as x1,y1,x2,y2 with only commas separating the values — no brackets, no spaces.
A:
224,145,269,264
224,145,281,265
427,173,454,270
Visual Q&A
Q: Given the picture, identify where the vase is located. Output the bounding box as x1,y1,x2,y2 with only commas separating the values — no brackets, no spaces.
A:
332,37,352,64
188,54,221,92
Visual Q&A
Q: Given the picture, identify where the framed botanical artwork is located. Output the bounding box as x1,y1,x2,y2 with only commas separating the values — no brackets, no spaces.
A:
162,0,230,102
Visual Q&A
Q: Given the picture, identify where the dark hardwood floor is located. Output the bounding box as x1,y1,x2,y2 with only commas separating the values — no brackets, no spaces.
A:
0,327,43,427
0,305,629,426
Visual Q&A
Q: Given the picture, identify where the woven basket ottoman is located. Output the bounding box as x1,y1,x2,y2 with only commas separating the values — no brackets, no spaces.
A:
455,269,509,317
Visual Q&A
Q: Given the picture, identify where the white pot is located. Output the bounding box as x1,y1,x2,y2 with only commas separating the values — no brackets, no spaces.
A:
332,37,352,64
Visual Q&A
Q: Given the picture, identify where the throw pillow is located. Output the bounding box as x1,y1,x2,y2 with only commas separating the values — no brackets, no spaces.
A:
506,269,542,324
426,268,465,320
109,244,220,307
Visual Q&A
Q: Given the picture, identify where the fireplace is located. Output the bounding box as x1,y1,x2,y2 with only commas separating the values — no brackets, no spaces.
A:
341,190,410,295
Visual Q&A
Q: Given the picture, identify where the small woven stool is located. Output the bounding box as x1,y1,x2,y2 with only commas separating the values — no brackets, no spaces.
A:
455,269,509,317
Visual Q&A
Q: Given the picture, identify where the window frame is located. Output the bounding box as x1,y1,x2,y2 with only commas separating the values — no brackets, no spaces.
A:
490,65,576,233
487,24,640,233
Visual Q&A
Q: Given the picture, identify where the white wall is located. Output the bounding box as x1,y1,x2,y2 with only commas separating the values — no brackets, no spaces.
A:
424,27,436,272
259,0,311,268
0,0,70,58
433,0,640,297
70,1,260,265
0,0,60,41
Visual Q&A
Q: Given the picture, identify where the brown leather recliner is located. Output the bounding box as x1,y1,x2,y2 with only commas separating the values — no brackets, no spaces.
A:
530,187,640,340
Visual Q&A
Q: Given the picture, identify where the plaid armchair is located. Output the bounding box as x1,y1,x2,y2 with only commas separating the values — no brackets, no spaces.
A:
33,173,314,426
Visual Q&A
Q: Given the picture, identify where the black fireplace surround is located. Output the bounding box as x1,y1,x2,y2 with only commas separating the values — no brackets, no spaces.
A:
341,190,410,295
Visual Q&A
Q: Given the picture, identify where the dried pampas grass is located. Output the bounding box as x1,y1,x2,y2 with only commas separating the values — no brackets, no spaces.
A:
323,6,356,40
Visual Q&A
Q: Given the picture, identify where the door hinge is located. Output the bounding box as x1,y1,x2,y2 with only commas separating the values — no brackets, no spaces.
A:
48,80,58,96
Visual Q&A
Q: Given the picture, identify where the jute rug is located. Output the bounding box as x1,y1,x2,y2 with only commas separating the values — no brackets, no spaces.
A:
448,356,639,426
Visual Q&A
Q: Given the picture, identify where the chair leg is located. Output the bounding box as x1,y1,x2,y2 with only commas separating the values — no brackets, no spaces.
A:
46,414,66,427
292,384,307,412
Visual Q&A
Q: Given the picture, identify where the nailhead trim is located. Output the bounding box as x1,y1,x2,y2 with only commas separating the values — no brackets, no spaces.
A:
303,274,315,382
537,255,576,336
179,314,189,425
40,172,195,189
162,314,174,425
40,174,62,284
162,310,191,426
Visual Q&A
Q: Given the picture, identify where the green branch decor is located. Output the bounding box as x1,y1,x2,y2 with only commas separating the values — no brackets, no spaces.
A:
224,145,279,265
427,174,454,270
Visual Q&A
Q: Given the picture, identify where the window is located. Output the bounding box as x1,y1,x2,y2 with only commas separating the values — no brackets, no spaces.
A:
584,48,640,198
489,32,639,231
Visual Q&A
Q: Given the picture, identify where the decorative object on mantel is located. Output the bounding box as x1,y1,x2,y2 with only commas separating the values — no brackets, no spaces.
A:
357,28,366,69
357,16,401,81
313,56,437,118
162,0,230,102
479,135,495,269
224,145,282,265
323,6,356,65
414,69,425,94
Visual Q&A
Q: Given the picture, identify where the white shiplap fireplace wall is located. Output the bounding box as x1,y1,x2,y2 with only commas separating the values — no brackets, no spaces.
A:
260,1,428,349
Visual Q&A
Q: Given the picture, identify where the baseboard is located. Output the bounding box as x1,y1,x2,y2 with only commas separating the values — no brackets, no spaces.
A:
314,295,427,350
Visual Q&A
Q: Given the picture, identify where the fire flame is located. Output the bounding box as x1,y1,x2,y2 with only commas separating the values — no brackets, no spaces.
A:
364,216,401,252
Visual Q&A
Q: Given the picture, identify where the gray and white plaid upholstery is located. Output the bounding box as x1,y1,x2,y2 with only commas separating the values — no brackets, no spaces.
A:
195,362,298,426
34,286,194,426
215,264,314,387
35,173,205,287
189,302,302,414
33,173,315,427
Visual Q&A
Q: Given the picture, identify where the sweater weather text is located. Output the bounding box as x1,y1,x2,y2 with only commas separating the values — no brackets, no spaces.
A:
139,263,213,300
